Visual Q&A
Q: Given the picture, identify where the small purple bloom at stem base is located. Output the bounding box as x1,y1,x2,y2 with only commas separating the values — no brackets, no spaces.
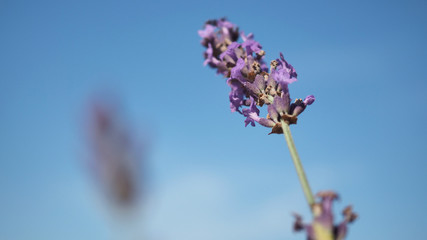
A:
293,191,357,240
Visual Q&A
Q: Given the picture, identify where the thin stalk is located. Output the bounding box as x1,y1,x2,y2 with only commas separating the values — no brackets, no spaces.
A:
280,120,315,209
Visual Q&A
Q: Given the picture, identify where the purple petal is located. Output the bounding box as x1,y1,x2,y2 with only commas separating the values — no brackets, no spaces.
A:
242,97,260,127
278,52,298,79
281,84,291,108
227,78,245,113
219,42,240,61
240,31,254,41
266,74,277,89
290,95,315,116
244,82,261,96
249,97,260,114
230,58,246,83
242,39,262,56
272,95,290,115
253,74,265,90
217,19,234,28
271,68,296,89
203,43,214,66
303,95,315,105
267,104,279,122
258,118,275,128
198,24,216,38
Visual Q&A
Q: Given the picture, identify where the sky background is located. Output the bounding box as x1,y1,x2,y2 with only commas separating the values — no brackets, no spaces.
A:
1,0,427,239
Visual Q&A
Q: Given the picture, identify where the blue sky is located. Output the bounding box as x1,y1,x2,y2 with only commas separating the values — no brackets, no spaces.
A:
1,0,427,239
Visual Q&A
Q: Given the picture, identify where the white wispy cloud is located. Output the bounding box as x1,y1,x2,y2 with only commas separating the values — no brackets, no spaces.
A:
144,171,307,240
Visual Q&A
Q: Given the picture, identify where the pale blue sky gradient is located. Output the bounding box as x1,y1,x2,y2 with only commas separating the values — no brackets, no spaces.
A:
1,0,427,239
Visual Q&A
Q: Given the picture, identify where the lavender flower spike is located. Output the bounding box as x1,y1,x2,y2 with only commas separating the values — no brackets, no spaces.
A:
199,18,315,132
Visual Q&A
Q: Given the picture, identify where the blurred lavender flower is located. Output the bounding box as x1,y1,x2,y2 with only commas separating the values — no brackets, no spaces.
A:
199,18,314,133
293,191,358,240
87,99,143,209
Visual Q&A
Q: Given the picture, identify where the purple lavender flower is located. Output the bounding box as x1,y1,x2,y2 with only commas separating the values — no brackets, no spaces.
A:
199,18,315,133
199,18,356,240
293,191,357,240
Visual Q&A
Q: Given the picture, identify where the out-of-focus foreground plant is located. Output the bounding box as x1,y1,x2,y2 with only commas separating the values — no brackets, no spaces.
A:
87,99,144,211
199,18,357,240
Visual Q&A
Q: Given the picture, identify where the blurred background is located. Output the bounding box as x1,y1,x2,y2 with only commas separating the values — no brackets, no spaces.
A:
1,0,427,239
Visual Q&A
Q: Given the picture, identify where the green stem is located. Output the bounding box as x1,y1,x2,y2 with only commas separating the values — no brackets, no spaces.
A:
280,120,315,209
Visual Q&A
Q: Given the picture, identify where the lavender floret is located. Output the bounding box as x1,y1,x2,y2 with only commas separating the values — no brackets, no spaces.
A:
227,78,245,113
242,97,260,127
242,39,262,56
